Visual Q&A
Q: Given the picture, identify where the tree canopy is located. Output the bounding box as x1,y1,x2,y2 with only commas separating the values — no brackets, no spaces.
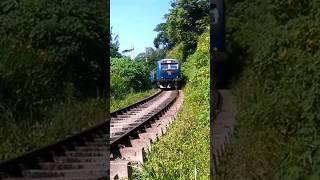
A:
153,0,209,56
110,27,122,58
0,0,108,121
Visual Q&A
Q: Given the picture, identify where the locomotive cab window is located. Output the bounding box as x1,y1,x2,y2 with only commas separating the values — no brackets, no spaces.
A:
161,63,178,70
161,64,169,70
169,63,178,69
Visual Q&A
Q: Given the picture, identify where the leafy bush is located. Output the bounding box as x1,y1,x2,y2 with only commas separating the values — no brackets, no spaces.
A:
0,39,56,121
0,0,107,120
111,57,151,99
153,0,209,55
0,0,107,161
183,32,210,128
166,42,186,62
0,0,108,98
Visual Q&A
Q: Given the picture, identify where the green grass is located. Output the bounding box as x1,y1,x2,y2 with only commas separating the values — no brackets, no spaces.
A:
0,89,157,162
215,82,282,180
0,98,106,162
110,89,157,112
216,0,320,178
132,91,210,180
132,31,210,180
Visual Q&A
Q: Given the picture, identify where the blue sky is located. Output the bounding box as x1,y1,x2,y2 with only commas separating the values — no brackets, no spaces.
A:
110,0,171,58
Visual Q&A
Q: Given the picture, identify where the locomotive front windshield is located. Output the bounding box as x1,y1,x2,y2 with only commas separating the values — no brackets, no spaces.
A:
161,63,178,70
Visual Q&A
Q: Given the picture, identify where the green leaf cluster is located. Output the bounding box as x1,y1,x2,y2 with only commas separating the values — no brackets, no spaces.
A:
154,0,209,59
134,47,167,70
0,0,108,122
110,57,151,99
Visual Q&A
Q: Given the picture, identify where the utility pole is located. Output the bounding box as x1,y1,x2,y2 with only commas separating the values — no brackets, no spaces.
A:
145,47,148,63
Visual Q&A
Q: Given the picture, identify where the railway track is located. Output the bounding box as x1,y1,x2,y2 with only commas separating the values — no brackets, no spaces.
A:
211,89,237,178
0,117,109,179
110,90,183,179
0,89,183,180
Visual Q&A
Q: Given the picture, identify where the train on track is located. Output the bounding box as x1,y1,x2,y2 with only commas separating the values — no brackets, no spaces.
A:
150,59,181,89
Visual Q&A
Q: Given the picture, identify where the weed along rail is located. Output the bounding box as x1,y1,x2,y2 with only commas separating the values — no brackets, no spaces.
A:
0,91,161,179
110,90,184,179
0,90,184,179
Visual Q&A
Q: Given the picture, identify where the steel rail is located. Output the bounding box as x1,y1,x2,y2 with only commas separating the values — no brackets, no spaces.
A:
0,90,162,178
110,90,178,149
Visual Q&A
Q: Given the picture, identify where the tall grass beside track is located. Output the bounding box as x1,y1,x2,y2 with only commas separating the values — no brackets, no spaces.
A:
0,98,106,162
217,0,320,179
0,89,157,162
133,31,210,179
110,89,157,112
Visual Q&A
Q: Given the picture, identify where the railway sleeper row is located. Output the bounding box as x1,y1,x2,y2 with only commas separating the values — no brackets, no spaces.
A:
0,126,109,179
0,91,166,180
110,92,177,141
110,91,184,179
211,90,237,177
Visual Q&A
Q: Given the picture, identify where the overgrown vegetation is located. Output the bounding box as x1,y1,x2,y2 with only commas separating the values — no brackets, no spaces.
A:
0,98,105,161
110,57,151,99
135,29,210,179
153,0,209,58
218,0,320,179
0,0,107,161
134,30,209,180
134,48,167,70
110,89,157,112
131,0,210,177
110,27,163,93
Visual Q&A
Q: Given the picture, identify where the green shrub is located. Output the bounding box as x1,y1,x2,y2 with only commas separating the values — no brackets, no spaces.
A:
111,57,151,99
153,0,209,55
167,42,186,62
110,74,128,99
0,0,107,162
0,0,108,98
0,39,55,121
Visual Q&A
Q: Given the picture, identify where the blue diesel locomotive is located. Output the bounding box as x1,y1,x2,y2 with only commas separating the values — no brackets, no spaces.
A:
150,59,181,89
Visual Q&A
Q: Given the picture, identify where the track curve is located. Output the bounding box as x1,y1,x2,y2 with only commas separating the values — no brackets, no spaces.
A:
110,90,183,179
0,90,182,180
